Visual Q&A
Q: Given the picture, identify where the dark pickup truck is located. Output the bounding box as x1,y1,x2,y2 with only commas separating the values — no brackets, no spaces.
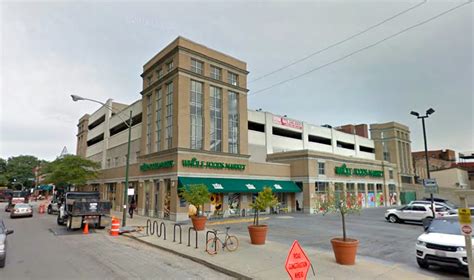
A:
57,192,111,230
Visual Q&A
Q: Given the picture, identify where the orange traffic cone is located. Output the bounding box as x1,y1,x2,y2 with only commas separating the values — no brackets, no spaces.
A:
83,222,89,234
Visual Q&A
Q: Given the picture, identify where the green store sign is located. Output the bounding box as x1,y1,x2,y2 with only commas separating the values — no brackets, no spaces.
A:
335,164,383,178
140,160,175,172
182,157,246,171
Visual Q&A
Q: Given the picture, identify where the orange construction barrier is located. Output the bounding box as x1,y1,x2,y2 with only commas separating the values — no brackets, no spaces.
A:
38,204,45,214
83,222,89,234
110,217,120,236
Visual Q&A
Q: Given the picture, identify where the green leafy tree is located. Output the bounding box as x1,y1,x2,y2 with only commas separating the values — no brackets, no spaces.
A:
0,158,7,187
5,155,40,189
42,155,100,188
180,184,211,217
320,189,361,241
250,187,279,226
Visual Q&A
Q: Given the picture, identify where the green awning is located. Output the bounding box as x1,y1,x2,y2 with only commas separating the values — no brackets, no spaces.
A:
178,177,301,193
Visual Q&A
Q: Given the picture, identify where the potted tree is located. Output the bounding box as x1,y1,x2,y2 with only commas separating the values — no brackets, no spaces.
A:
248,187,278,245
320,189,361,265
181,184,210,231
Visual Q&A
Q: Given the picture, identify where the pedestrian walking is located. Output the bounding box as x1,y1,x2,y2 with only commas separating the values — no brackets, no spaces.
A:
129,198,136,218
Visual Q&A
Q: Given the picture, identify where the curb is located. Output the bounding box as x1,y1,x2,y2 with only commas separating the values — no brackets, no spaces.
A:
123,233,252,280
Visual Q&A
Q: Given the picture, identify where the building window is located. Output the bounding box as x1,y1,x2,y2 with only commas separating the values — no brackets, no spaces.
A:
228,91,239,154
315,182,328,193
107,158,111,168
165,82,173,149
191,58,203,75
114,157,119,167
210,86,222,152
147,75,152,86
190,80,203,150
166,61,174,72
156,88,162,151
156,68,163,79
228,72,238,86
146,94,152,153
210,65,222,80
318,162,325,175
389,170,394,179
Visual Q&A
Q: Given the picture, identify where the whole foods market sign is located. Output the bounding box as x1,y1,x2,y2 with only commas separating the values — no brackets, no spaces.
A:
182,157,245,171
335,164,383,178
140,160,175,172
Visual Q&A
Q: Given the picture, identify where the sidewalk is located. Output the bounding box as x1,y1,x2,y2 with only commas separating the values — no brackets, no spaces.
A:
110,211,435,280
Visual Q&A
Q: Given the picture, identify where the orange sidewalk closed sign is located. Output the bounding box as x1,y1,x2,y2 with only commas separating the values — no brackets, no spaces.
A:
285,240,312,280
459,208,472,225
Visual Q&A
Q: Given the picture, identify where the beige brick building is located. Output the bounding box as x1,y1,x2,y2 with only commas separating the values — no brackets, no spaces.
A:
76,37,407,221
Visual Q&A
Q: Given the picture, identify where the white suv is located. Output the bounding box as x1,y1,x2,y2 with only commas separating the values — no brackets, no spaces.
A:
416,216,468,274
385,204,448,224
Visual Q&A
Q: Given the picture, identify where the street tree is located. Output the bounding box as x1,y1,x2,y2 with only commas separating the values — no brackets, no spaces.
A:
5,155,40,189
42,155,100,188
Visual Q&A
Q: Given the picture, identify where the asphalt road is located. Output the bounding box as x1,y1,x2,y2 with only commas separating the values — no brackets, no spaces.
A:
212,207,466,279
0,202,233,280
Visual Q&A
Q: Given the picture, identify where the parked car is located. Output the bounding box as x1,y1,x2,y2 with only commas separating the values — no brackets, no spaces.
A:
47,199,59,214
416,216,469,274
385,204,449,224
10,203,33,218
0,219,14,267
446,207,474,216
408,200,457,211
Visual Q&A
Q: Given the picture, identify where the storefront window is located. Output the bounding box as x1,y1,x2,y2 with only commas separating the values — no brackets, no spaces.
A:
367,184,375,207
376,184,384,207
357,183,366,207
388,184,397,205
227,193,240,216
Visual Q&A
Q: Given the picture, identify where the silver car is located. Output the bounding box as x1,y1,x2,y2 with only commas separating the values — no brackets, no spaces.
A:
10,203,33,218
0,219,14,267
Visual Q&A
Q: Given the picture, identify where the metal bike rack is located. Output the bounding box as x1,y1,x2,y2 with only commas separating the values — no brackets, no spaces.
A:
205,229,217,252
159,222,166,240
187,227,198,249
146,219,166,240
173,223,182,244
146,219,152,235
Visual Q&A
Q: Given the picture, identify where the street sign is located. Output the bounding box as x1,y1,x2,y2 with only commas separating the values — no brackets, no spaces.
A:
459,208,472,225
285,240,311,280
461,224,473,236
423,178,439,194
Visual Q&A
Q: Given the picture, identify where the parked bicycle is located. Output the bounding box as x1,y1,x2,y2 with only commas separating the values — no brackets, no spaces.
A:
206,226,239,255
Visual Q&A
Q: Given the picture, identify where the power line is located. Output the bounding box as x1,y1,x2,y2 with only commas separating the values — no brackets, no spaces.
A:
249,0,427,83
249,0,472,97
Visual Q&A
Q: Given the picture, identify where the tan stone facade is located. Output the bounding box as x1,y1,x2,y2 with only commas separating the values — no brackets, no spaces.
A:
77,37,403,221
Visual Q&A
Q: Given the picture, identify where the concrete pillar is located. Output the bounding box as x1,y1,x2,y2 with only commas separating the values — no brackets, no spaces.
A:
137,181,146,215
303,182,314,214
203,82,210,150
116,182,124,212
264,112,273,154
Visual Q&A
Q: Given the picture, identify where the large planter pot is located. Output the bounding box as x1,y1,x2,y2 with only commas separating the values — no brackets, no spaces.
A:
330,238,359,265
191,216,207,231
248,225,268,245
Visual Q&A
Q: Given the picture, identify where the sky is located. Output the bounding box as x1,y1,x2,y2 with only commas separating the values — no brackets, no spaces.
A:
1,0,473,161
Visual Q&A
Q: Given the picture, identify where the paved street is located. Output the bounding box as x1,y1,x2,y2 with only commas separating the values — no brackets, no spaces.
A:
211,207,466,279
0,202,233,280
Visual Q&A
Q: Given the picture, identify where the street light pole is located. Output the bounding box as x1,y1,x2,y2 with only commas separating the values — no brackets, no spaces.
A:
411,108,435,216
123,110,132,227
71,94,132,227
